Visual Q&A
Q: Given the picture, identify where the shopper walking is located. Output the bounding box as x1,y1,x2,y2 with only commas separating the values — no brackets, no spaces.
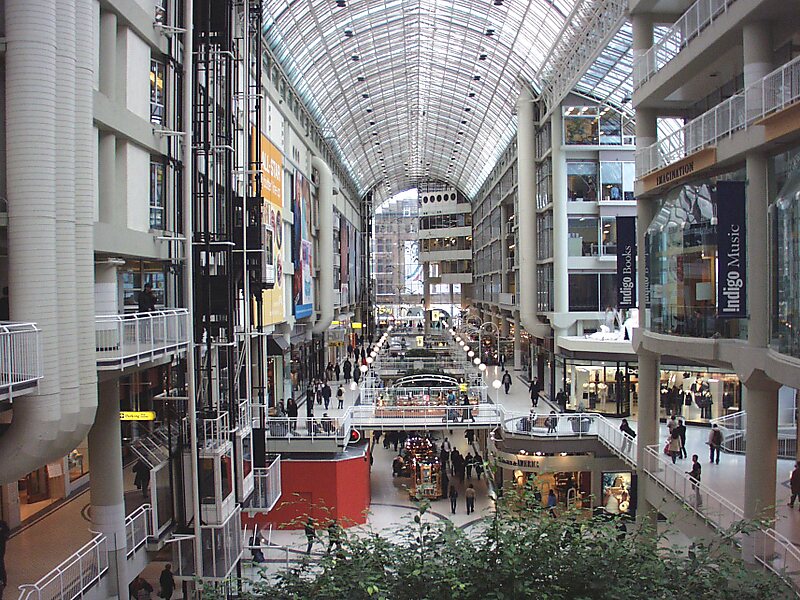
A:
333,362,341,381
789,463,800,509
326,362,334,381
667,414,678,436
501,370,512,394
327,520,343,554
465,452,474,480
286,397,299,433
708,423,723,464
336,385,345,409
547,489,558,517
546,411,558,434
668,430,682,464
321,381,332,410
305,517,316,554
499,352,506,369
687,454,702,507
342,358,352,384
465,484,476,515
529,377,541,408
474,459,484,480
676,418,688,459
158,564,175,600
449,484,459,514
619,418,636,454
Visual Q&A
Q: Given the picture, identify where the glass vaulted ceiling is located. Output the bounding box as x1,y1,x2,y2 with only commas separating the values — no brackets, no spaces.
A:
263,0,582,199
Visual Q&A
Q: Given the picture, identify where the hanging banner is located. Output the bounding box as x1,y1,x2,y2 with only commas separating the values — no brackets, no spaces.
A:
616,216,637,309
293,171,313,319
716,181,746,318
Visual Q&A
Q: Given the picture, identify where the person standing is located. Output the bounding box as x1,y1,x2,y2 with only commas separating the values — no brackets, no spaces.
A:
342,358,352,384
158,564,175,600
305,394,314,432
321,381,332,410
333,362,341,381
465,484,476,515
676,418,688,459
337,385,345,409
687,454,702,505
137,282,157,313
619,418,636,453
667,414,678,437
133,459,150,498
441,437,452,471
789,462,800,509
304,517,316,554
499,352,506,369
464,452,474,480
307,383,317,408
708,423,723,464
668,429,682,464
501,370,512,394
0,519,9,591
529,377,541,408
449,484,459,514
547,489,558,517
286,398,299,433
546,411,558,434
325,362,334,381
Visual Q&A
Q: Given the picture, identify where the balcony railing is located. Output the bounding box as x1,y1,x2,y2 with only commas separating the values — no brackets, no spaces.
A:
0,322,42,399
263,411,351,445
633,0,738,89
95,309,190,369
17,505,152,600
636,54,800,177
249,455,282,511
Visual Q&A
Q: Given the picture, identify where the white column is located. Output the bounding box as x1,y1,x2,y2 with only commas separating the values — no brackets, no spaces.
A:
551,112,568,318
98,10,117,99
89,379,127,598
311,157,334,333
98,133,120,226
513,313,522,371
636,349,660,529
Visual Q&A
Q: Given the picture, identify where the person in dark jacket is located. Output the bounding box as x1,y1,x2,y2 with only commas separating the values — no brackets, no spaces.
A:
337,385,345,409
675,418,688,459
333,362,341,381
529,377,541,407
159,564,175,600
501,370,512,394
321,382,332,410
133,460,150,498
286,398,299,432
449,484,459,514
342,359,352,383
619,418,636,453
137,282,157,313
789,462,800,509
305,517,316,554
305,395,314,431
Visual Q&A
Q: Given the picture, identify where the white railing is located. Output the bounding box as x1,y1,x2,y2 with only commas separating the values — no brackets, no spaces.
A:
350,403,502,427
0,322,42,397
712,411,798,459
250,455,282,511
125,503,153,557
199,412,230,450
95,309,190,368
17,534,109,600
633,0,737,89
642,444,800,585
636,54,800,177
264,412,351,444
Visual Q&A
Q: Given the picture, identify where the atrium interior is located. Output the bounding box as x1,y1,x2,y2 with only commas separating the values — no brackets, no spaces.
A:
1,0,800,597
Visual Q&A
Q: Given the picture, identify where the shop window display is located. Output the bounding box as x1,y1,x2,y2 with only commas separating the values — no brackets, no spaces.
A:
601,472,633,516
559,359,635,417
772,151,800,359
659,368,741,423
646,180,746,340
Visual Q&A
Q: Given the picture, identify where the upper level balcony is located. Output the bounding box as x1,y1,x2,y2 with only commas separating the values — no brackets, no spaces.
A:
636,54,800,183
0,322,41,404
95,309,190,370
632,0,739,91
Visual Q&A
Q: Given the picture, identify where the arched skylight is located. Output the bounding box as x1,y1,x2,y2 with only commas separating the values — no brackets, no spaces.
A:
263,0,582,198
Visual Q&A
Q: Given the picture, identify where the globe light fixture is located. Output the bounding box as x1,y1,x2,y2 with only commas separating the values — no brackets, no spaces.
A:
463,345,470,353
468,351,475,358
479,363,487,371
492,379,502,389
359,364,368,374
350,382,358,390
366,356,373,364
473,357,481,365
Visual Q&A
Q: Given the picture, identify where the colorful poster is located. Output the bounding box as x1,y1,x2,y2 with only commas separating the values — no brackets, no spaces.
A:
251,128,284,326
293,171,313,318
601,472,633,515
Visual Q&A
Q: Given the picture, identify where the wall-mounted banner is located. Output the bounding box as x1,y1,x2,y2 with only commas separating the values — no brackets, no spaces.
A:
616,216,637,309
293,170,313,319
716,181,746,318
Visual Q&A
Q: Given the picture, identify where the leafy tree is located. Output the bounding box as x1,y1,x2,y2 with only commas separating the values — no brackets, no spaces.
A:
203,489,792,599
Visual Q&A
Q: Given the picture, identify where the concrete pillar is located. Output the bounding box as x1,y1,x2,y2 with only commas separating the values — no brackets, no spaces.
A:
98,10,117,99
742,381,779,563
551,113,568,317
631,13,654,65
89,379,128,598
98,133,119,226
742,23,772,88
513,313,522,371
636,349,660,529
746,153,768,348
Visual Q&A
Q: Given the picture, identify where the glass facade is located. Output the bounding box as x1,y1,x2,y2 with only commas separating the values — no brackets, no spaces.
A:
772,146,800,359
646,179,746,340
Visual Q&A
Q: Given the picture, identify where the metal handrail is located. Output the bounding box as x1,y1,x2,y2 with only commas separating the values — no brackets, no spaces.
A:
125,504,153,557
250,455,282,511
95,308,190,366
636,54,800,177
633,0,737,89
0,321,42,395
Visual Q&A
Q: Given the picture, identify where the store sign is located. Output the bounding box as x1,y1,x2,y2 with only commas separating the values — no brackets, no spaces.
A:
120,411,156,421
716,181,746,318
351,322,363,329
616,216,636,309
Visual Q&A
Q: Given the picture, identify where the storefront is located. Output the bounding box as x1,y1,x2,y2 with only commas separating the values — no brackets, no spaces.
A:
658,367,741,422
556,356,636,417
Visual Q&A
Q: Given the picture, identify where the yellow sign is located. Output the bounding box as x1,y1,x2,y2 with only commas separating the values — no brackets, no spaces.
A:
331,320,341,326
416,336,424,347
251,128,286,326
120,411,156,421
351,322,363,329
458,383,468,392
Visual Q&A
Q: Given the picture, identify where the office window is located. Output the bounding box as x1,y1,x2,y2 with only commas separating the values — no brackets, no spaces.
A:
567,161,598,201
150,160,166,230
600,162,623,201
150,59,166,125
568,274,599,311
600,217,617,256
568,217,599,257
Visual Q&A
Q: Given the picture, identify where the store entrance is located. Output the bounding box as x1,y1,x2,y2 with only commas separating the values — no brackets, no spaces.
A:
18,467,58,521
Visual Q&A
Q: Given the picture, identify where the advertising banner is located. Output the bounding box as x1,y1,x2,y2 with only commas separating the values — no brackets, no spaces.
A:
252,129,285,325
616,216,636,309
293,171,313,319
716,181,746,318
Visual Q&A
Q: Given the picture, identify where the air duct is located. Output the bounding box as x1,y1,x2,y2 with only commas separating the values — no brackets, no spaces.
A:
516,88,551,340
312,156,334,334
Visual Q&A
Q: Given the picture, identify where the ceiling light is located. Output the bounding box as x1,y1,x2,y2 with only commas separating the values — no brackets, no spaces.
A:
344,29,354,37
468,92,476,98
479,54,487,60
351,55,360,61
485,28,495,36
473,75,481,81
357,76,366,82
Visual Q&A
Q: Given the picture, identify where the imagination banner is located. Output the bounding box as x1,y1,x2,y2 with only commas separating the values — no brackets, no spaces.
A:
716,181,746,318
616,216,636,309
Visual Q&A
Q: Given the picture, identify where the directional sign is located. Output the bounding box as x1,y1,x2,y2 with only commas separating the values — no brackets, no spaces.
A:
120,411,156,421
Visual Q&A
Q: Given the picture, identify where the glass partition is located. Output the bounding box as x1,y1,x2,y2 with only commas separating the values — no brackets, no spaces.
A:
567,161,598,201
568,217,599,256
772,151,800,359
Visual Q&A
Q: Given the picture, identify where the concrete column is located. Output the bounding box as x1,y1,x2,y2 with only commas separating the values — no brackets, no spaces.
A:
636,349,660,529
742,23,772,88
98,10,117,99
513,313,522,371
98,133,120,226
89,379,128,598
742,381,779,563
746,153,768,347
423,274,431,334
631,13,654,64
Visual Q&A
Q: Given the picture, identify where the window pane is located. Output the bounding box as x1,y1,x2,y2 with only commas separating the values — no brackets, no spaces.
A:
600,273,617,310
600,162,623,201
569,274,599,311
567,161,598,201
150,160,165,229
150,59,166,125
601,217,617,256
568,217,598,257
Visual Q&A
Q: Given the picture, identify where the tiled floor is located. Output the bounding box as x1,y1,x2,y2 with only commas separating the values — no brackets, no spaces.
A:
6,362,799,594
